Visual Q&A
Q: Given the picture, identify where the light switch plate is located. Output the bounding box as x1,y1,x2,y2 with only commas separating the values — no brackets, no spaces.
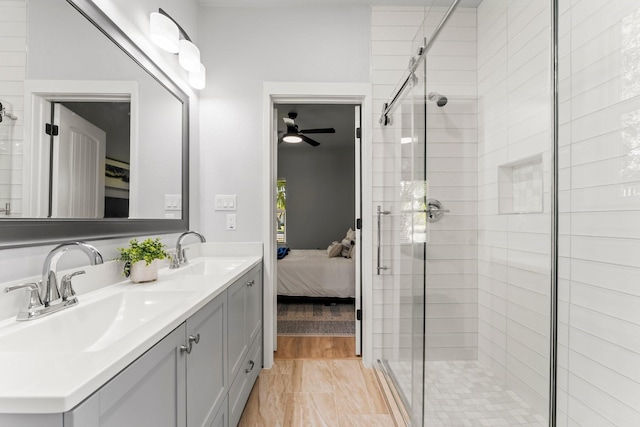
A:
164,194,182,211
226,214,237,230
215,195,236,211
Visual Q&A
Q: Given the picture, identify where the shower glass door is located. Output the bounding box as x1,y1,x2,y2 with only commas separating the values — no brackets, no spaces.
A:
377,38,427,427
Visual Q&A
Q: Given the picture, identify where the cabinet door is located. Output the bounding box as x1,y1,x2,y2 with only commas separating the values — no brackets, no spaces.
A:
186,294,227,427
245,269,262,347
65,324,187,427
211,396,228,427
227,277,248,384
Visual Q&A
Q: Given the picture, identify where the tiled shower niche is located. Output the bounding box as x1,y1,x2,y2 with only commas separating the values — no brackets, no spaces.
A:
498,155,543,214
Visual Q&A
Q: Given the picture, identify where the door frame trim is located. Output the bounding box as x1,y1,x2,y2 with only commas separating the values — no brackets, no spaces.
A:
23,80,138,217
261,82,373,368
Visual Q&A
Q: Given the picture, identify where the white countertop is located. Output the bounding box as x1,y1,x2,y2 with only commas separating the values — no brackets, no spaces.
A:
0,253,262,414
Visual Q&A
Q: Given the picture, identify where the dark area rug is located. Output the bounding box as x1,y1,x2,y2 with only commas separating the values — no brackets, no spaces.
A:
277,301,355,336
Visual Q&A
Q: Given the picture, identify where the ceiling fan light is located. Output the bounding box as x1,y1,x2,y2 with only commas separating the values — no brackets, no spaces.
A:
150,12,179,53
179,39,201,72
283,134,302,143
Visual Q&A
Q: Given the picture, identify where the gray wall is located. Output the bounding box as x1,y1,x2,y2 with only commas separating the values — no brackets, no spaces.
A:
278,144,355,250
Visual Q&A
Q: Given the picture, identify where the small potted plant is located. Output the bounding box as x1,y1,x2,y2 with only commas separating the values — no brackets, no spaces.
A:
116,238,169,283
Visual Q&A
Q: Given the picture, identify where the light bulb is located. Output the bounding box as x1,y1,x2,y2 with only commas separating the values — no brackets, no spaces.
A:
179,40,201,72
283,135,302,143
189,64,206,90
150,12,179,53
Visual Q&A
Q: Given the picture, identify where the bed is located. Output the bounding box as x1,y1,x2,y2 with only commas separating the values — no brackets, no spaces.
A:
277,249,355,298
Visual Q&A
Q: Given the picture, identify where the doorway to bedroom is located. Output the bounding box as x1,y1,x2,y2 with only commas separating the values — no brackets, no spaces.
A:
274,102,362,356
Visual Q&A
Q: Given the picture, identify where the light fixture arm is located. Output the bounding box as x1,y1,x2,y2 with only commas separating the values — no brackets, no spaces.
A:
158,8,192,42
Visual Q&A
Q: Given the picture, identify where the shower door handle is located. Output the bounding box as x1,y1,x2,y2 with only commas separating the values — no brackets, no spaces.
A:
426,199,449,222
377,205,391,275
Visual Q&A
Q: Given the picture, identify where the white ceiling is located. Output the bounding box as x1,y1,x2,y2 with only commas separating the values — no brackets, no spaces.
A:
198,0,482,8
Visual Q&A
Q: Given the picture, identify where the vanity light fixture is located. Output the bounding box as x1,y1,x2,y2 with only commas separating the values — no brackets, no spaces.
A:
149,8,205,89
189,64,206,90
179,39,201,72
149,10,179,53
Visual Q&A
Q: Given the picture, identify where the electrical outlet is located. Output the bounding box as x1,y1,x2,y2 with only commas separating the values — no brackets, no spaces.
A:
226,214,237,230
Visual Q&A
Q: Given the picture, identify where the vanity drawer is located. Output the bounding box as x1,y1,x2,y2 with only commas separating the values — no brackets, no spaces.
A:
228,330,262,427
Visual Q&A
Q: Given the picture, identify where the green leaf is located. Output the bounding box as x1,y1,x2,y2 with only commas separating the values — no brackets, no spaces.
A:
115,238,168,276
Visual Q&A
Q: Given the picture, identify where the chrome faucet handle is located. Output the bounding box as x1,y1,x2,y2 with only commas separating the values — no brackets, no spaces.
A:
169,251,180,269
5,283,45,321
60,270,85,303
181,247,191,266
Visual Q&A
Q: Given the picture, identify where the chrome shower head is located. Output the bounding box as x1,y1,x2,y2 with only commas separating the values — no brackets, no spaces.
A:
428,92,448,107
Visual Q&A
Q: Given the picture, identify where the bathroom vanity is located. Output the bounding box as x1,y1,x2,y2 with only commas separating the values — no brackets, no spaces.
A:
0,251,262,427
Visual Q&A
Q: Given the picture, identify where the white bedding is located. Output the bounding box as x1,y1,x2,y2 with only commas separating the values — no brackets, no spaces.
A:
277,249,355,298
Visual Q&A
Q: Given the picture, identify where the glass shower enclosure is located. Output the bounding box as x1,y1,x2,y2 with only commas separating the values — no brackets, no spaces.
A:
374,1,553,425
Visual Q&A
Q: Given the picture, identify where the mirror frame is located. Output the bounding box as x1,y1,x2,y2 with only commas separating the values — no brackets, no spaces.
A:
0,0,190,249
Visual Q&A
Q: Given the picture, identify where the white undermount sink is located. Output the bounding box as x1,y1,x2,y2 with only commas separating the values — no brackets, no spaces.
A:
0,290,198,353
178,258,248,276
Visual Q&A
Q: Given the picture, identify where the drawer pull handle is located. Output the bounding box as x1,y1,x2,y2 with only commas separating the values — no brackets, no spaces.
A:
189,333,200,345
246,279,254,287
180,334,200,355
245,360,255,373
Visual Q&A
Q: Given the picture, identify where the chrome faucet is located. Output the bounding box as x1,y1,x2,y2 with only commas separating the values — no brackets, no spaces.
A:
41,242,103,307
171,231,206,269
5,242,103,321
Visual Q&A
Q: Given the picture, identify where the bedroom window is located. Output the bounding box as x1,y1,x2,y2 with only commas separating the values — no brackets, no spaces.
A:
277,179,287,243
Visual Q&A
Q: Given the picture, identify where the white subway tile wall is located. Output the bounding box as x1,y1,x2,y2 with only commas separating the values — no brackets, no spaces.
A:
0,1,26,217
477,0,552,417
557,0,640,425
423,6,480,363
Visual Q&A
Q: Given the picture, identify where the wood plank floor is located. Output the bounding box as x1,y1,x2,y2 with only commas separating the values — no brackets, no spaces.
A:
238,336,394,426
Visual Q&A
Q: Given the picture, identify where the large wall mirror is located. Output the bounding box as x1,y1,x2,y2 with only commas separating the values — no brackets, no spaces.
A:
0,0,189,248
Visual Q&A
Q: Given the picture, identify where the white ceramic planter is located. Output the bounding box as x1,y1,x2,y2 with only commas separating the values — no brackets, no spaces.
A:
129,259,159,283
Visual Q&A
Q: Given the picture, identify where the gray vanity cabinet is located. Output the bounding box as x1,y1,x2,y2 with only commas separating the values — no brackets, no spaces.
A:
227,267,262,426
1,263,262,427
65,295,227,427
228,268,262,385
186,293,227,427
64,324,188,427
211,396,229,427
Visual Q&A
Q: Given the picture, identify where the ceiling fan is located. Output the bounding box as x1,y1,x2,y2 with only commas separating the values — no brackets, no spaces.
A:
280,112,335,147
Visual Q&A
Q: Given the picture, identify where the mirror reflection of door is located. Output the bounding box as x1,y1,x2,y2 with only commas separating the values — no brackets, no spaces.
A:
34,100,132,219
51,104,106,218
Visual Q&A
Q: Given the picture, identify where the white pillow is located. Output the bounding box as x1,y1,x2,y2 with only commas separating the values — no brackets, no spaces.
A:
327,241,343,258
340,237,353,258
346,228,356,242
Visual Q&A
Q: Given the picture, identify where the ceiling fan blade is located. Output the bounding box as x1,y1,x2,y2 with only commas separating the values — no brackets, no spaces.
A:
300,134,320,147
299,128,336,134
283,117,295,127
